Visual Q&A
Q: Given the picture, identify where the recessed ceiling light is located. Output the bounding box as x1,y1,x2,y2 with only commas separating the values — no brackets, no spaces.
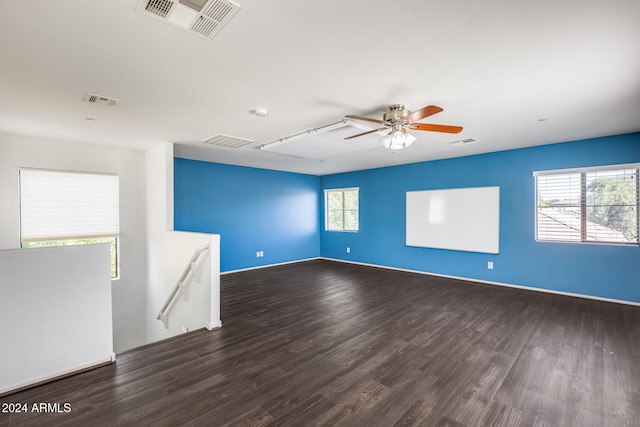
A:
253,108,268,117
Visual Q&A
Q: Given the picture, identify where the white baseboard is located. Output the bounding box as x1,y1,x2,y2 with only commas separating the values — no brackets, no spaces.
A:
221,257,321,275
319,257,640,307
205,320,222,330
0,354,115,396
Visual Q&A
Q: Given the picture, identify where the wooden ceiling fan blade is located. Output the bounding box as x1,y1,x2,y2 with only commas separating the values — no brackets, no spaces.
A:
402,105,443,123
345,115,389,125
413,123,463,133
344,127,388,140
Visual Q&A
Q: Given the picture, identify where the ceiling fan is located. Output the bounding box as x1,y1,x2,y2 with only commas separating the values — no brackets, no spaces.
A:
345,104,463,150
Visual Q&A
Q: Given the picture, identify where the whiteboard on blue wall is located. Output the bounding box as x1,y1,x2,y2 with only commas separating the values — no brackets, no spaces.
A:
406,186,500,254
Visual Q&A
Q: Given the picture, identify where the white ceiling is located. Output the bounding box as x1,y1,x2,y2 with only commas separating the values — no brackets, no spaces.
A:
1,0,639,175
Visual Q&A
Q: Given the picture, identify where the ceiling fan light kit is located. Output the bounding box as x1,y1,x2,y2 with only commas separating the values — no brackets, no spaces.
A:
345,103,463,150
381,126,417,150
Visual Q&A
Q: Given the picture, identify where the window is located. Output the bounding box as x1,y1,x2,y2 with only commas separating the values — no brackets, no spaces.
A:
534,164,639,244
19,168,120,277
325,188,359,232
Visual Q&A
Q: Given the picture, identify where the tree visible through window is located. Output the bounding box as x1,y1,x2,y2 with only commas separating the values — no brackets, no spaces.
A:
21,238,118,278
325,188,359,232
535,165,639,244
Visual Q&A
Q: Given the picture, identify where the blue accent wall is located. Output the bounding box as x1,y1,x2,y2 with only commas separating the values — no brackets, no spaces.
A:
320,133,640,303
174,158,320,272
173,133,639,303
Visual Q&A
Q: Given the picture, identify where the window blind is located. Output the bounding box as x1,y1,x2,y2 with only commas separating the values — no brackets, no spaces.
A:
535,164,639,244
20,169,120,242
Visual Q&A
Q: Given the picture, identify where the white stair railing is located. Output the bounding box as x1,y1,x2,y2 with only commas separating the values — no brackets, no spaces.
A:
157,244,209,329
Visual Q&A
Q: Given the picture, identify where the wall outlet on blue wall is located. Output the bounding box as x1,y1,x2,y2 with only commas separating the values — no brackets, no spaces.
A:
346,247,350,253
488,261,494,270
174,158,320,272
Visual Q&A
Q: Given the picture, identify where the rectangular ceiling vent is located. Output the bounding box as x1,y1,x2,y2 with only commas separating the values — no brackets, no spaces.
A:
84,93,120,106
137,0,241,40
202,134,253,148
145,0,173,18
448,137,480,146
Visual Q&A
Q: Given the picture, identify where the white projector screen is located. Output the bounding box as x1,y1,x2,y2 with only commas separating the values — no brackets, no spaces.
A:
406,186,500,254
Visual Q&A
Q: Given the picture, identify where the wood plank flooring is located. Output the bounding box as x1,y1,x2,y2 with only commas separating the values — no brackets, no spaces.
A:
2,259,640,426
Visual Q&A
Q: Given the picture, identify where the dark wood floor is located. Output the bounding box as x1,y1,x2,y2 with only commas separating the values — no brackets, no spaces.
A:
2,259,640,426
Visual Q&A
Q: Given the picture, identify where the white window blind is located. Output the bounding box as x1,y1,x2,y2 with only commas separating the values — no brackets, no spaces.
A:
20,169,120,242
534,164,639,244
325,188,359,232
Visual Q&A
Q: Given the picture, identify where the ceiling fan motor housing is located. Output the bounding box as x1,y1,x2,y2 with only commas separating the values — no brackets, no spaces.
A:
383,104,409,123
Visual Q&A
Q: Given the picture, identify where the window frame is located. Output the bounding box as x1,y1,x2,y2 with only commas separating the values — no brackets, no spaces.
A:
533,163,639,246
19,167,121,278
324,187,359,232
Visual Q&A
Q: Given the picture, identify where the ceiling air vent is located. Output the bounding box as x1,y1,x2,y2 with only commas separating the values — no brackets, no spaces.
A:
448,137,479,146
202,134,253,148
137,0,241,40
145,0,173,18
84,93,120,106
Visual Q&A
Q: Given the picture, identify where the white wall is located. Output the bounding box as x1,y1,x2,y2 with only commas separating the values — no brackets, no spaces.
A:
147,232,221,341
145,143,221,343
0,244,114,395
0,134,147,352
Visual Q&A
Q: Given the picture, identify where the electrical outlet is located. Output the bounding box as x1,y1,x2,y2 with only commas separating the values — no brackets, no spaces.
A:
346,247,350,253
181,324,189,333
488,261,494,270
256,251,260,257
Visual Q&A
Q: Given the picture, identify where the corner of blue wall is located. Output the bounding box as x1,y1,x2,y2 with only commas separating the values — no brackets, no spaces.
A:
174,158,321,272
